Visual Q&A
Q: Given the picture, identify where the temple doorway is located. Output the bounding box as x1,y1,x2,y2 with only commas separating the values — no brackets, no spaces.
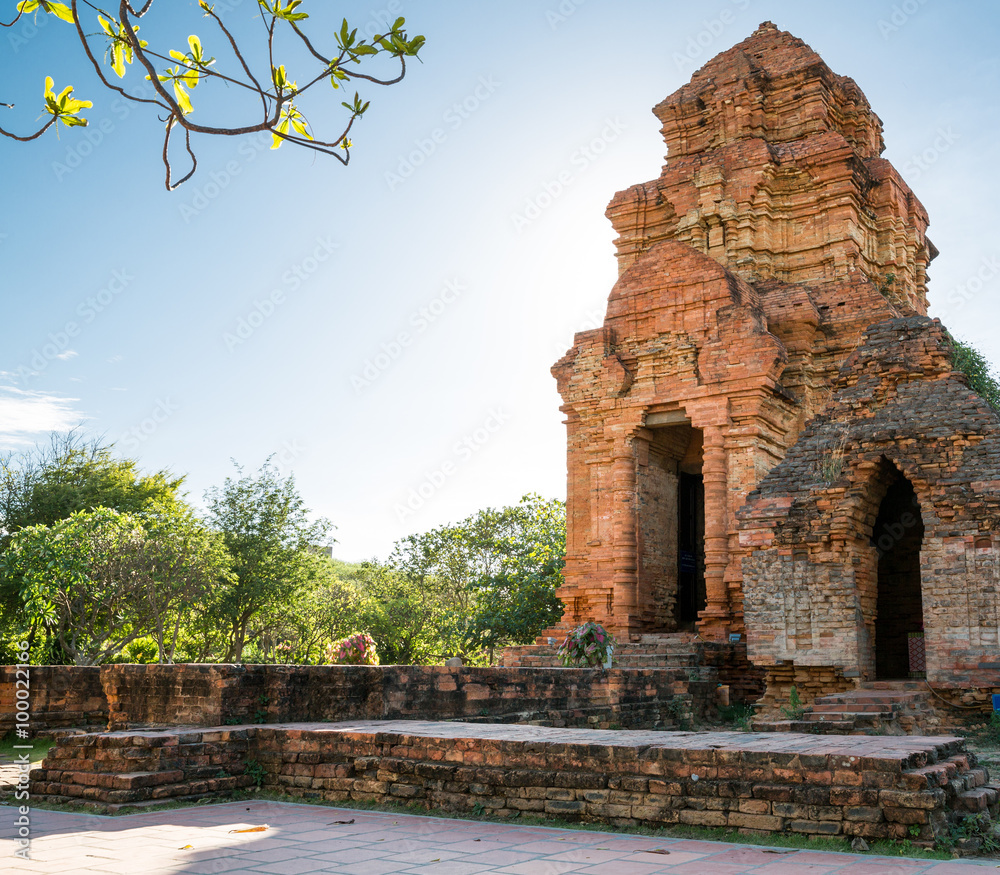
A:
871,473,925,679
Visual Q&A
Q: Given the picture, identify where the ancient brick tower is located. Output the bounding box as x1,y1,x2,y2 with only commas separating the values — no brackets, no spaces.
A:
552,22,941,641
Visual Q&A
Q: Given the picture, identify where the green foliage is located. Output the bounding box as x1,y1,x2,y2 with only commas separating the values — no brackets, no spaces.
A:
389,494,566,661
352,560,451,665
938,811,1000,855
557,622,614,669
243,758,267,788
719,703,755,732
112,637,160,664
948,335,1000,414
0,505,230,665
1,2,425,188
780,685,806,721
203,459,333,662
0,431,184,544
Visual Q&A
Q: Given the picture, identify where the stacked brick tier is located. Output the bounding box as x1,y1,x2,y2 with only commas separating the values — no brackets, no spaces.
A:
501,633,765,705
31,722,998,843
754,683,939,735
31,728,255,809
738,316,1000,699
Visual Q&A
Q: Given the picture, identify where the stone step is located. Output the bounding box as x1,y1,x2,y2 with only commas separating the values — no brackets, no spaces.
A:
814,693,923,705
861,681,929,691
32,772,253,807
808,711,893,723
956,786,1000,813
811,703,898,714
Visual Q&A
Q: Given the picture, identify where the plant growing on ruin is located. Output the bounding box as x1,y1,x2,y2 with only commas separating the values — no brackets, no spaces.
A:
328,631,379,665
1,2,424,188
557,621,614,669
818,432,848,483
779,685,806,721
243,758,267,789
948,335,1000,414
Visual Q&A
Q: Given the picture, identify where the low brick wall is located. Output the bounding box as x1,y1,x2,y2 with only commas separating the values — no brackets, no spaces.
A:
31,720,997,842
0,666,106,735
3,664,709,734
106,664,709,730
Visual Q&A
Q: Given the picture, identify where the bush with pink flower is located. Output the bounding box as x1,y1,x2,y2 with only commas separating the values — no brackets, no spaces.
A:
557,621,614,669
327,632,380,666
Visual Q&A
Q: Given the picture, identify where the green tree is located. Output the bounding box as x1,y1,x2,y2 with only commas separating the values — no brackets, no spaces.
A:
353,560,452,665
1,2,424,188
0,431,186,654
241,554,360,664
1,505,230,664
203,459,333,662
389,494,566,662
0,431,183,544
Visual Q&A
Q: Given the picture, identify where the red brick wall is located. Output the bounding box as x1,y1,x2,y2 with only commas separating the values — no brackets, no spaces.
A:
2,664,709,733
0,665,106,735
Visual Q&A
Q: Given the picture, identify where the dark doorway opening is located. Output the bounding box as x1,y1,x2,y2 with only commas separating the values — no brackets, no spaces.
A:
871,474,924,679
677,471,705,626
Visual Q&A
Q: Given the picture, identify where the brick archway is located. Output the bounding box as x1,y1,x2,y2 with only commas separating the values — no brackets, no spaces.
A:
871,469,925,679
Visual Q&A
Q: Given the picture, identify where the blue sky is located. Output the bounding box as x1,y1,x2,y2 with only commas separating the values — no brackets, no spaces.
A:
1,0,998,561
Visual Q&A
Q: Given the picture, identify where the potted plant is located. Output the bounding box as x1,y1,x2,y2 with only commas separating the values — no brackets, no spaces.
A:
557,622,615,669
327,632,380,665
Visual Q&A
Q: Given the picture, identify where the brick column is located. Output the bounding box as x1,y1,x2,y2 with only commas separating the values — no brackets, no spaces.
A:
699,425,731,639
611,438,639,636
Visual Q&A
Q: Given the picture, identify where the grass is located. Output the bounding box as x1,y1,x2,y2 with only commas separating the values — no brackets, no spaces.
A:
20,788,956,861
0,732,55,766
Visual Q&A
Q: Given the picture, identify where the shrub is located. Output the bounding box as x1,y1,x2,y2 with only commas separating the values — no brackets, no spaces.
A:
327,632,380,665
949,335,1000,414
557,621,614,669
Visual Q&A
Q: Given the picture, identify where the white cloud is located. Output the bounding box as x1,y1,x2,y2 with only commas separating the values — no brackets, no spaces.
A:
0,387,85,448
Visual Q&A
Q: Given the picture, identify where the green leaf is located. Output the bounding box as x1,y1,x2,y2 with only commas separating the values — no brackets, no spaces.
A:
16,0,75,23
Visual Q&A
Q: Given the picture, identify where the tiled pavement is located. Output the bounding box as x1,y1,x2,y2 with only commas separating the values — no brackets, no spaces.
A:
1,801,998,874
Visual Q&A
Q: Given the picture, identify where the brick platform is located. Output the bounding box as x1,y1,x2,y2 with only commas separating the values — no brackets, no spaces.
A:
31,721,998,844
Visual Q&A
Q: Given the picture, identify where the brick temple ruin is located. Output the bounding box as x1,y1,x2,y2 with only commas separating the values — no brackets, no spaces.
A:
545,22,1000,712
13,23,1000,840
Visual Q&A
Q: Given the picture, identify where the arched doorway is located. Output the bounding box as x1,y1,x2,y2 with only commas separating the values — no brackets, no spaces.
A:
870,472,924,679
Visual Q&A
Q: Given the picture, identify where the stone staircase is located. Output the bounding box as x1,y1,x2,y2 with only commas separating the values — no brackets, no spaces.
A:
753,681,936,735
504,633,719,677
30,727,256,812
